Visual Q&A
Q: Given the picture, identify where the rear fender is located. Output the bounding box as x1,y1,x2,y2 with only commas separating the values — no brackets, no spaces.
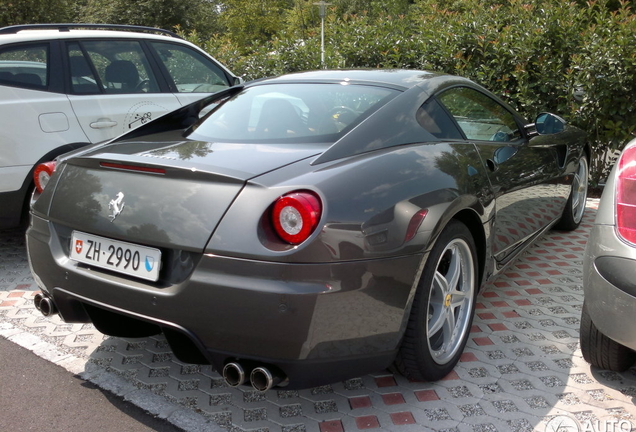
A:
208,141,494,264
15,142,89,228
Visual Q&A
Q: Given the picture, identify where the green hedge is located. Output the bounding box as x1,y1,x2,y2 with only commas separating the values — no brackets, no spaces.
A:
186,0,636,185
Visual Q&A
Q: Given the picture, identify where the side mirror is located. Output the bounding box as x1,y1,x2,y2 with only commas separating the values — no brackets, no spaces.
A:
233,76,244,86
534,112,566,135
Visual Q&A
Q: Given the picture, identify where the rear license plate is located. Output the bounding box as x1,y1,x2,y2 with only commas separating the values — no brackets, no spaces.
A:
70,231,161,282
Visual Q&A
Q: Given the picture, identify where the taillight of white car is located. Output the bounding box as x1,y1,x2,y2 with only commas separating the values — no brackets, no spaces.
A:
616,142,636,244
272,191,322,245
33,161,57,193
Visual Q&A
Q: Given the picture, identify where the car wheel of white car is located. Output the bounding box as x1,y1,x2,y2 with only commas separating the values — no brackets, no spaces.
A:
556,155,588,231
395,220,478,381
580,301,636,371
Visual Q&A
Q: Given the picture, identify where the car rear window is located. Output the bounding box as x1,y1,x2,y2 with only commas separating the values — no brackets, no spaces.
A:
187,83,399,143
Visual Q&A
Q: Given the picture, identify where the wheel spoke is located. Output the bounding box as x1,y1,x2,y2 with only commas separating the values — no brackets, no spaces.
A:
448,244,468,311
579,168,588,194
430,309,455,356
427,271,446,338
445,246,461,292
572,158,588,223
450,290,468,309
428,305,445,338
434,266,450,295
572,174,581,209
442,309,456,347
432,271,446,298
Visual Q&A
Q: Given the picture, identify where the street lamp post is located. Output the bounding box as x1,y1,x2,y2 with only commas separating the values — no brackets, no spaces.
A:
313,1,330,67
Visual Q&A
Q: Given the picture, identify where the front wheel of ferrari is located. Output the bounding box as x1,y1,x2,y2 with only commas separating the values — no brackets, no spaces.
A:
395,220,478,381
555,155,588,231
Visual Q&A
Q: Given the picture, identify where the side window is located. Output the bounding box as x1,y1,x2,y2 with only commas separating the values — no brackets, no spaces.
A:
67,43,100,94
416,98,463,140
81,40,160,94
150,41,229,93
0,44,48,90
438,87,521,142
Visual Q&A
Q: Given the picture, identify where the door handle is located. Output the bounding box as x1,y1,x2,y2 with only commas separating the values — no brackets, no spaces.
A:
90,119,117,129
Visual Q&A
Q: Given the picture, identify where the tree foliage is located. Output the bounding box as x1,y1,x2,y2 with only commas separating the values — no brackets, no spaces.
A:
0,0,74,27
189,0,636,185
78,0,220,36
217,0,293,50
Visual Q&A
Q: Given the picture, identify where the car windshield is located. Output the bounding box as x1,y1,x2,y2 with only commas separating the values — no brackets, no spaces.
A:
186,83,399,143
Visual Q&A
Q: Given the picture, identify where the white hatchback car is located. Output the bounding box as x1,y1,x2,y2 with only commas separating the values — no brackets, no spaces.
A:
0,23,240,229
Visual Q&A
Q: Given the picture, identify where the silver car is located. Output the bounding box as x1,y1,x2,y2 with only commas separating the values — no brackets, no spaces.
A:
581,137,636,371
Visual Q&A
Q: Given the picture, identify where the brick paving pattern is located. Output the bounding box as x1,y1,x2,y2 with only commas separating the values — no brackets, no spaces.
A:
1,200,635,431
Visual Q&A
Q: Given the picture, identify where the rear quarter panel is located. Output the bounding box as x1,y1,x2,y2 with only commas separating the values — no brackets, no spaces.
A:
207,141,495,264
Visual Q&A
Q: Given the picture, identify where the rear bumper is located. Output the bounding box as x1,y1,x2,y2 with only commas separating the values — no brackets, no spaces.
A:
27,214,423,388
584,225,636,351
0,174,31,230
0,189,24,230
0,165,30,194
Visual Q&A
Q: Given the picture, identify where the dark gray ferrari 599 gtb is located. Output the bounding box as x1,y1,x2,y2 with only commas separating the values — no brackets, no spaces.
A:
27,70,589,391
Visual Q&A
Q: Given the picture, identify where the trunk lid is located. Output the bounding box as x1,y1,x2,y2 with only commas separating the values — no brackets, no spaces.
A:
48,139,324,251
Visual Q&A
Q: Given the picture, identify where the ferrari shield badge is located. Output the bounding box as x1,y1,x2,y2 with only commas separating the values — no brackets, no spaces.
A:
108,192,125,222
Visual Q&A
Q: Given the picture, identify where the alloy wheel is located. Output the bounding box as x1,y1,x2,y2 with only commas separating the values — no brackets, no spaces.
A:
426,238,475,364
571,157,588,225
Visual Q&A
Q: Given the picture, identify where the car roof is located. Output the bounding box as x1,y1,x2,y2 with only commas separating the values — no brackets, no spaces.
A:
0,25,183,45
250,69,450,90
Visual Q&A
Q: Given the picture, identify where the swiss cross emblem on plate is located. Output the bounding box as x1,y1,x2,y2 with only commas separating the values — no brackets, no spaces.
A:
75,240,83,254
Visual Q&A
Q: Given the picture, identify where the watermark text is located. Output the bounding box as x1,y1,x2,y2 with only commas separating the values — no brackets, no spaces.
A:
546,415,633,432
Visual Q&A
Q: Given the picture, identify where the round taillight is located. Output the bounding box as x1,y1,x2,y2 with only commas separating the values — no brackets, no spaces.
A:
272,191,322,245
616,142,636,244
34,161,57,193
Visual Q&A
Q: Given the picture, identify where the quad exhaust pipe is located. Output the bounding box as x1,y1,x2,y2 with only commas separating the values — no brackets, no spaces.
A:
222,362,248,387
222,361,287,391
250,366,284,392
34,292,58,317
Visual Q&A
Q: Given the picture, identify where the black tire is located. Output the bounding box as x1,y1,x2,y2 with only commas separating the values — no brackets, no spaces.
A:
580,301,636,372
395,220,478,381
555,156,588,231
19,182,36,230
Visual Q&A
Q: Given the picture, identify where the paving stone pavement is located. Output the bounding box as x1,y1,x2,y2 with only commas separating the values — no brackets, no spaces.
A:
1,199,635,432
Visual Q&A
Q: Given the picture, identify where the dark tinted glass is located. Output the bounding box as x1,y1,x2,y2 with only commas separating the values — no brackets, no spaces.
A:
81,40,160,94
416,98,463,140
150,41,229,93
187,83,399,143
0,44,48,90
438,87,521,142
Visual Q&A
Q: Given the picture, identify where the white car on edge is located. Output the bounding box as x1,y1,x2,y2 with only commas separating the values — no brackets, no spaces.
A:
0,23,240,229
